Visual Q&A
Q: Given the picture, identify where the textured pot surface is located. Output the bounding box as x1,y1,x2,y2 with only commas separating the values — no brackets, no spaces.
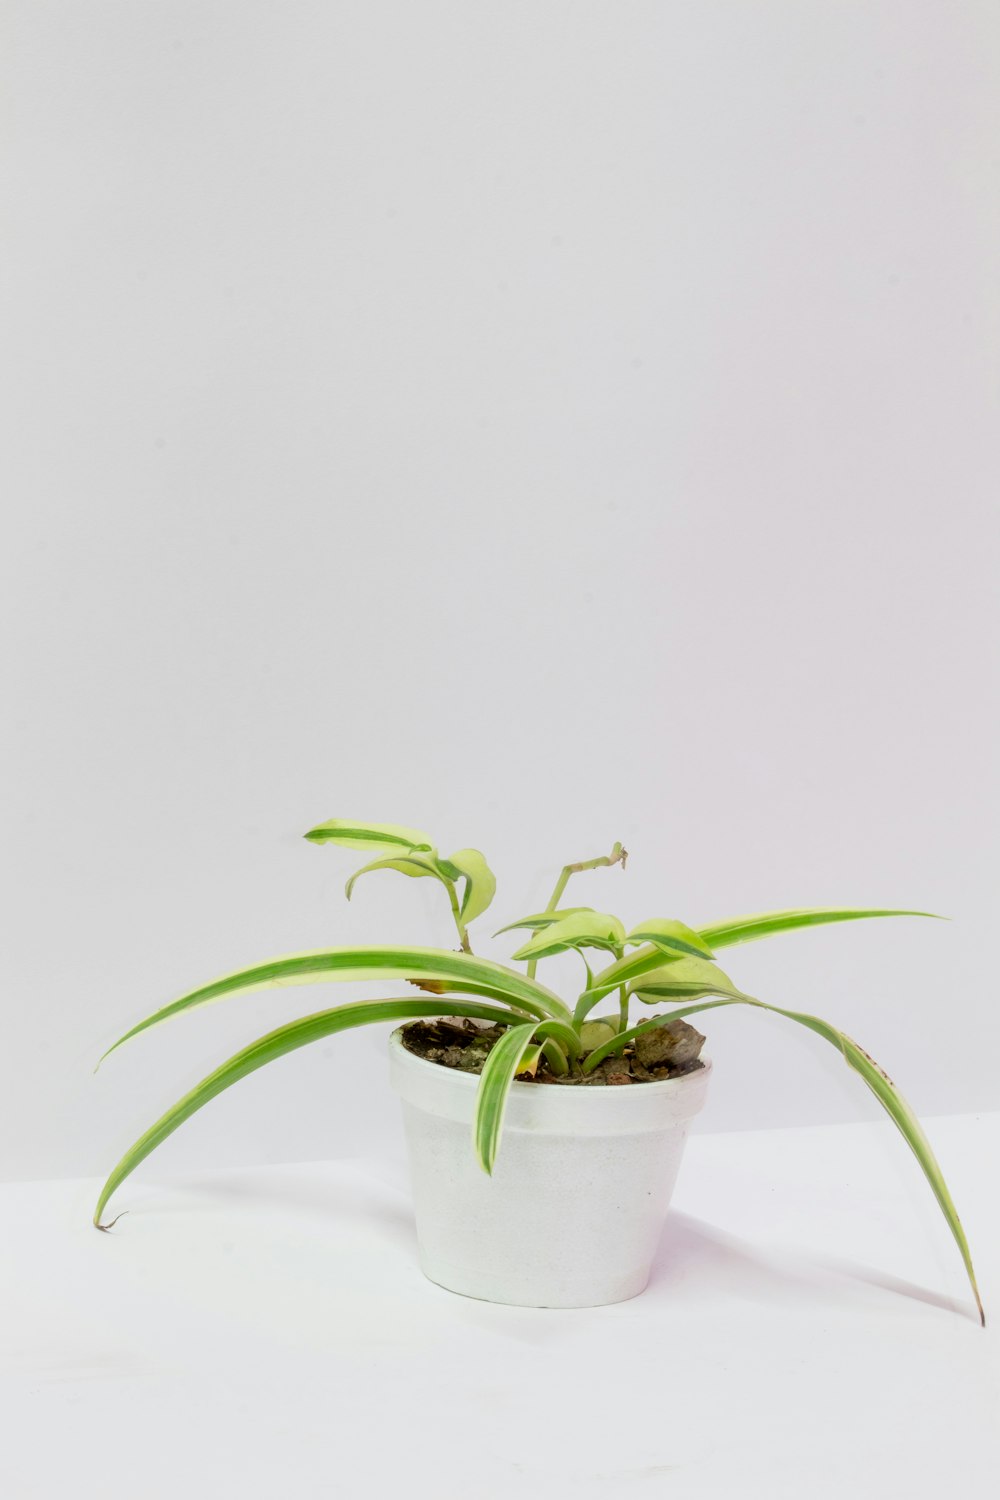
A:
389,1028,711,1308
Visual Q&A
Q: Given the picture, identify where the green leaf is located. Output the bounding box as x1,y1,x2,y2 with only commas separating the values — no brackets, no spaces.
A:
579,1019,618,1052
303,818,434,854
94,997,522,1227
697,907,943,950
493,908,596,937
588,993,983,1325
473,1021,542,1174
752,998,983,1324
99,946,572,1062
443,848,497,924
624,918,715,960
345,849,448,900
512,910,627,961
578,944,694,1010
583,907,945,1017
630,954,746,1002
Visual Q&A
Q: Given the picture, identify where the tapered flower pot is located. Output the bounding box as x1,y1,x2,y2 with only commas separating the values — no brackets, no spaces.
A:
389,1027,711,1308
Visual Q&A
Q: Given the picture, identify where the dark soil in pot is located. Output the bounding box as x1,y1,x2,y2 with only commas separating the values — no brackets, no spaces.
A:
398,1016,706,1085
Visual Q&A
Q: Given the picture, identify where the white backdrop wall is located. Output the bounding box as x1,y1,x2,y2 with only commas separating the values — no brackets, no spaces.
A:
2,2,998,1184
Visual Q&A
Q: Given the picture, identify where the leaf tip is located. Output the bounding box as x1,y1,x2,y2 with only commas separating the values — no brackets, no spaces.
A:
94,1209,127,1233
96,1037,124,1067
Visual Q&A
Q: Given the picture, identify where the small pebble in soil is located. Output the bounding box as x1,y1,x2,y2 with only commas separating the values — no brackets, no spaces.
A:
634,1017,706,1070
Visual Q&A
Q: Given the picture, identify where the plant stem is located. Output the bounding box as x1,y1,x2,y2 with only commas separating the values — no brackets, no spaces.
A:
540,1038,569,1076
444,881,472,953
530,1017,585,1061
527,841,627,981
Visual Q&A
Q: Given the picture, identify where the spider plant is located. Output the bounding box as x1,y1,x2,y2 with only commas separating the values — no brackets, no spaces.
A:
94,818,983,1323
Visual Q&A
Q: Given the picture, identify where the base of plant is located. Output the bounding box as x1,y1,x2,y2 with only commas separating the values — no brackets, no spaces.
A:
399,1015,707,1085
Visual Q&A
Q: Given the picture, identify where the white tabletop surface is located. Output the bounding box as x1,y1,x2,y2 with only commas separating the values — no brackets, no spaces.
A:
2,1112,997,1500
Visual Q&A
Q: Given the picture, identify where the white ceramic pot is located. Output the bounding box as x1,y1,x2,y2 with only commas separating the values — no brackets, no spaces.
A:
389,1028,711,1308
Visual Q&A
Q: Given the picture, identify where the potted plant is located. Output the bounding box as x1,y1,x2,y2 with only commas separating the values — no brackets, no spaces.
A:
94,818,983,1321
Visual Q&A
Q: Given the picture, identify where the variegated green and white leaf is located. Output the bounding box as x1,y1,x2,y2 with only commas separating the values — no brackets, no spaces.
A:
99,945,572,1063
473,1021,542,1174
441,847,497,924
578,944,711,1011
303,818,434,854
345,849,448,900
697,907,942,950
581,993,983,1324
512,911,626,962
493,908,596,937
630,955,747,1004
95,997,523,1227
624,918,715,960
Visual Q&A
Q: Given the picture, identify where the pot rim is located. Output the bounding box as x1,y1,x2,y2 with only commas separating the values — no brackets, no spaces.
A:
388,1024,712,1101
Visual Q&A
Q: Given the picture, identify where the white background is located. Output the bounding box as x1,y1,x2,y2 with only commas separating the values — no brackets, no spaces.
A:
2,1,998,1185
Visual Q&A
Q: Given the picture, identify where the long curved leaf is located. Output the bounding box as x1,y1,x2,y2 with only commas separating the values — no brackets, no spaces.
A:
494,908,596,937
94,997,522,1227
442,848,497,924
404,981,591,1050
584,907,945,1014
303,818,434,854
624,918,715,960
590,993,983,1324
512,910,626,962
473,1021,542,1174
345,849,448,900
100,946,572,1062
697,907,943,950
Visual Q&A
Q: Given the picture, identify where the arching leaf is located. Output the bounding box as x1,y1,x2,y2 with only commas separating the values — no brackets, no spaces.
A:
585,991,982,1325
697,907,942,950
345,849,448,900
473,1021,542,1174
512,910,626,962
577,943,691,1009
442,848,497,924
303,818,433,854
630,954,746,1004
94,997,524,1227
99,945,572,1063
625,918,715,960
494,908,596,937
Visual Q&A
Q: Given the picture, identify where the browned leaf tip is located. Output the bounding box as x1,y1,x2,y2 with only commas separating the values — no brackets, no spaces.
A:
95,1211,128,1233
